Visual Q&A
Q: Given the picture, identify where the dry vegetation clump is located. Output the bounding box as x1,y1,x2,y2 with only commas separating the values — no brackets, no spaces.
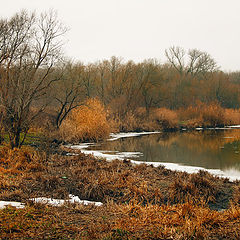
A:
169,171,223,206
0,146,46,174
0,146,46,201
178,102,232,128
109,104,240,132
60,98,110,143
201,103,225,127
96,201,240,240
2,200,240,239
109,111,142,132
150,107,179,130
0,146,240,239
110,108,159,132
0,203,83,239
69,159,163,204
224,108,240,126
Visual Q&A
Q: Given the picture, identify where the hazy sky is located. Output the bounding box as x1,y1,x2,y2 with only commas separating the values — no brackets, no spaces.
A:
1,0,240,71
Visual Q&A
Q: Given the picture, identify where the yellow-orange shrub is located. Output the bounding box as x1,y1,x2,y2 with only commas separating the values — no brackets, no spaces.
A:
201,103,225,127
60,98,110,142
224,108,240,125
178,102,228,127
151,108,178,129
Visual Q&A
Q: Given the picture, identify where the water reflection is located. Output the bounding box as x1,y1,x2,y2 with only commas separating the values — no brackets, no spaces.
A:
89,130,240,172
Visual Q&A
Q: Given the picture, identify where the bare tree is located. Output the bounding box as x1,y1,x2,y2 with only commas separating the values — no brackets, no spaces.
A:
165,46,218,78
0,10,67,148
52,61,85,128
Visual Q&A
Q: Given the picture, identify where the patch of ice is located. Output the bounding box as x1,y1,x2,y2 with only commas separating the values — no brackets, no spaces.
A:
0,201,25,209
108,131,160,141
68,194,103,206
30,197,65,206
131,160,240,181
131,160,223,174
70,143,97,150
30,194,103,207
228,125,240,128
207,127,233,130
222,168,240,181
0,195,103,210
80,149,143,161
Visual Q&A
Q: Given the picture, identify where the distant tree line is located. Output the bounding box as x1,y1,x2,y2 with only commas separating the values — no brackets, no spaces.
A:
51,53,239,124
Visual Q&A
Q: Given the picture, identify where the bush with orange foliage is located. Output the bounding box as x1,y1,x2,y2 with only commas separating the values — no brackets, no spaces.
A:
60,98,110,142
150,108,179,129
224,108,240,126
201,103,225,127
178,102,237,128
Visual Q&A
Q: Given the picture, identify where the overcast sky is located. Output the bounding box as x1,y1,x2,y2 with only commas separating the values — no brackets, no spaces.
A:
1,0,240,71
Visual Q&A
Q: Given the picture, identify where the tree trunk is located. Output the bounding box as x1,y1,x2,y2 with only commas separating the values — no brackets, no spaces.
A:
9,128,21,149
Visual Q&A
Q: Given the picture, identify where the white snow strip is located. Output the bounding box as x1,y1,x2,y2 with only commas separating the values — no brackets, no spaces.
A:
79,149,143,161
207,127,233,130
75,145,240,181
131,160,240,181
70,142,97,150
30,194,103,207
0,195,103,210
222,168,240,181
228,125,240,128
0,201,25,209
196,126,240,130
108,131,160,141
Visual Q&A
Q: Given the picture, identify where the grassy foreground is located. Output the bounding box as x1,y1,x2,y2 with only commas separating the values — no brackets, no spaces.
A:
1,146,240,239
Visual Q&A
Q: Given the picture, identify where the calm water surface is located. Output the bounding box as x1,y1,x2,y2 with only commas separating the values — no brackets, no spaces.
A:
89,130,240,172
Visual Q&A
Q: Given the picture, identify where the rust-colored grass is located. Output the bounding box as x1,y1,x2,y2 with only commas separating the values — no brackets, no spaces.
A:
1,200,240,239
0,146,240,239
151,107,179,129
60,98,110,142
178,102,240,128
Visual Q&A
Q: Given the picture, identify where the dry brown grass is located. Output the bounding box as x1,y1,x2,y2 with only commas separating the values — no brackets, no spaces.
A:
60,98,110,142
1,200,240,239
150,107,179,130
0,146,240,239
177,102,240,128
224,108,240,126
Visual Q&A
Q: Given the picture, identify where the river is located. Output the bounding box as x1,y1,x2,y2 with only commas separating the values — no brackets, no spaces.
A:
71,128,240,181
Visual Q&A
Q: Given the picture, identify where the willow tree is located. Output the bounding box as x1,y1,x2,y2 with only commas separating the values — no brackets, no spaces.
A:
0,10,67,148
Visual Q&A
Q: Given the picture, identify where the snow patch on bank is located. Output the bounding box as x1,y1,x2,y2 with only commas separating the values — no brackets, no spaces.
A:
228,125,240,128
108,131,160,141
71,142,240,181
30,194,103,207
131,160,240,181
0,195,103,209
0,201,25,209
221,168,240,181
70,147,143,161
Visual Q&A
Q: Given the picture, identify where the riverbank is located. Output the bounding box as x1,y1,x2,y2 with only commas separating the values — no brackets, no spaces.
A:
1,145,240,239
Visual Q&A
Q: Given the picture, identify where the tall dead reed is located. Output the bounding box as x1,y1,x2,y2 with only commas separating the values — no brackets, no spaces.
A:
60,98,110,142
